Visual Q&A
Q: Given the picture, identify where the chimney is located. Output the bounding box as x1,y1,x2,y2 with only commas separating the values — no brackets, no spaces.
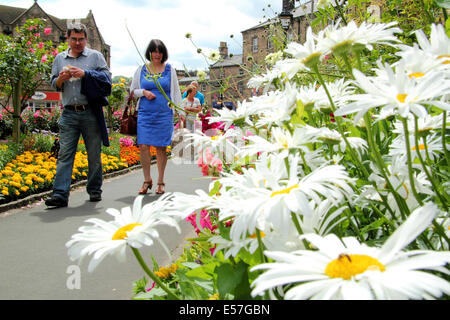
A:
282,0,295,12
219,42,228,59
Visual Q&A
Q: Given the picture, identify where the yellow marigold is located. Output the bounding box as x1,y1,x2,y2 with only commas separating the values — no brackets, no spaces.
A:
20,186,29,192
2,189,9,196
208,293,220,300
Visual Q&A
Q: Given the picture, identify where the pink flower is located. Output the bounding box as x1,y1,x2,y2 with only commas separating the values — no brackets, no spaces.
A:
41,54,48,63
38,42,44,49
51,49,58,56
44,28,52,35
34,33,40,37
26,41,32,46
29,48,35,53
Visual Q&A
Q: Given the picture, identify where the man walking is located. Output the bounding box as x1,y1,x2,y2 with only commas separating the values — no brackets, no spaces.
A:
45,23,111,208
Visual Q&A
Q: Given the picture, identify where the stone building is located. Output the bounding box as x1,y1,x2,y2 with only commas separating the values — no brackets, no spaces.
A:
205,0,323,107
0,0,110,110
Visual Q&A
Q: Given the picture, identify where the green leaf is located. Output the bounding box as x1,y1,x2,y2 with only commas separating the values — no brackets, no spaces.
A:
446,18,450,38
186,261,218,280
132,276,148,295
132,287,167,300
435,0,450,8
216,261,252,300
209,180,221,196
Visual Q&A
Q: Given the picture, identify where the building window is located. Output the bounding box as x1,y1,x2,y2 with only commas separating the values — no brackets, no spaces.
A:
238,82,244,94
267,38,274,50
252,37,258,53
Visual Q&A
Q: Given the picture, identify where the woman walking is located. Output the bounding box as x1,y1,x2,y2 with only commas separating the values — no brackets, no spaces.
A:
130,39,182,194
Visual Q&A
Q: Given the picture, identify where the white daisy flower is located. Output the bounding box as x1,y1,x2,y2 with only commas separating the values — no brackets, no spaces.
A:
389,133,445,161
251,203,450,300
66,196,180,272
414,23,450,64
367,157,433,218
253,83,299,128
247,68,282,91
314,78,355,111
394,46,449,80
207,100,258,130
335,62,450,122
317,20,401,54
220,156,355,238
392,113,448,136
237,126,318,159
283,27,325,70
184,128,243,163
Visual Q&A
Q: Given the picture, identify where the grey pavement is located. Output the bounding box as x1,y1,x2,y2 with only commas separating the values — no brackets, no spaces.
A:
0,159,210,300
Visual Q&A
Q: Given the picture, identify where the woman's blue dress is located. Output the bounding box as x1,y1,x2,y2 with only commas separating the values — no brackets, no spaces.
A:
137,63,173,147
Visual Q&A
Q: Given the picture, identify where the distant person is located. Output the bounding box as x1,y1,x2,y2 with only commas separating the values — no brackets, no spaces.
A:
45,23,111,208
181,84,202,132
182,81,204,105
130,39,182,195
213,94,225,110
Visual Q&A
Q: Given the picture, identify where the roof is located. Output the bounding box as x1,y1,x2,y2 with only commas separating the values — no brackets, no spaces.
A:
210,54,243,68
0,4,27,24
241,0,333,33
0,3,109,48
178,76,210,84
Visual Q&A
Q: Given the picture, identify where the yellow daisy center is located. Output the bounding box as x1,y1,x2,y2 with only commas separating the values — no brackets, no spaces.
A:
271,184,299,197
397,93,407,103
112,223,142,240
249,230,266,239
437,54,450,64
408,72,424,79
325,254,386,280
412,144,426,151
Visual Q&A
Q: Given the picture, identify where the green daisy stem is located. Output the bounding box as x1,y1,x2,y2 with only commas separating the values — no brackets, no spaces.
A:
256,229,266,264
334,0,348,26
131,247,180,300
290,212,309,249
413,116,448,211
364,113,409,220
312,64,370,179
400,117,423,207
442,111,450,167
341,54,354,76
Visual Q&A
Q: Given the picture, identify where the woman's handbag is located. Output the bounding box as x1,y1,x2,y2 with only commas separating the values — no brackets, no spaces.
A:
119,91,137,136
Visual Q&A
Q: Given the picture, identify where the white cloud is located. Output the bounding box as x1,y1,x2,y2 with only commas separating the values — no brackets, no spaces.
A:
3,0,282,77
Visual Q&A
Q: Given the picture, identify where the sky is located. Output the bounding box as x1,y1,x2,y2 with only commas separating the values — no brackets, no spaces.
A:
3,0,283,78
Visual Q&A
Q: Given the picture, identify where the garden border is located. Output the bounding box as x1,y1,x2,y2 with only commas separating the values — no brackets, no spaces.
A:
0,163,144,214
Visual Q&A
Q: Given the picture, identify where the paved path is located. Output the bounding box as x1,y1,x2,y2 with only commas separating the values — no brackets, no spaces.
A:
0,160,209,300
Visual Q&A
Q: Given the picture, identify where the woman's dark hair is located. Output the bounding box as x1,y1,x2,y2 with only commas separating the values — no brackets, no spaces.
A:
145,39,168,63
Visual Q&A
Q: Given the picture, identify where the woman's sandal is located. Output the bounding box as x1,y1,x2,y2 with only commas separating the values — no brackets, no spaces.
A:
138,180,153,195
155,182,165,194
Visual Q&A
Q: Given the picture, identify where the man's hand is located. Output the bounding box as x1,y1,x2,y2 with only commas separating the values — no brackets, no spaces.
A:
143,90,156,100
56,70,72,88
68,66,85,79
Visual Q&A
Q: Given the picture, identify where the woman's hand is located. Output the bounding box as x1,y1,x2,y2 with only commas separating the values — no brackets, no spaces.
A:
143,90,156,100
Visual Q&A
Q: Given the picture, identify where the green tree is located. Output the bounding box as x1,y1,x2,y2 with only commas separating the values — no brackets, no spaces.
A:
0,18,67,142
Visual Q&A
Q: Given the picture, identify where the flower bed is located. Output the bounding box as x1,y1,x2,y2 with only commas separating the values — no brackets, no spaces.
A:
66,13,450,301
0,134,170,204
